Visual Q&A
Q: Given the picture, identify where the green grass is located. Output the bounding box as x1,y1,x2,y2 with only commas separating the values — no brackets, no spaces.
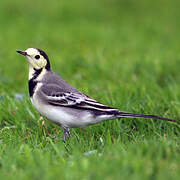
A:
0,0,180,179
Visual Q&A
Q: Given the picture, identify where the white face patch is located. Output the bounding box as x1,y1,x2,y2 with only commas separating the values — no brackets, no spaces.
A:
25,48,47,69
25,48,39,56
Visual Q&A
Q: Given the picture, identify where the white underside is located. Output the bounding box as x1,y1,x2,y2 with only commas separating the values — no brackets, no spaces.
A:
31,95,110,128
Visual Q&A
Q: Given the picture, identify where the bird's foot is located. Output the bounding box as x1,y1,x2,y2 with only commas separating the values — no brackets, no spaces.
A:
61,126,71,142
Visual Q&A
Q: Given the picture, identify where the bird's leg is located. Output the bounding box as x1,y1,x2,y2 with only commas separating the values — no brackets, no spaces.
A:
61,126,71,141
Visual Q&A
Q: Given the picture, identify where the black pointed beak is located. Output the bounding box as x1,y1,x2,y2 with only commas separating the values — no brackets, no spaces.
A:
16,50,27,56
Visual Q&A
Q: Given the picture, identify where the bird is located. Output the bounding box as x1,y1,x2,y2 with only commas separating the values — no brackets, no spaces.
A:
17,48,176,141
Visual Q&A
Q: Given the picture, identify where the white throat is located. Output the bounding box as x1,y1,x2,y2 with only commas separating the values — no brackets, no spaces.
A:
28,64,36,80
28,64,48,81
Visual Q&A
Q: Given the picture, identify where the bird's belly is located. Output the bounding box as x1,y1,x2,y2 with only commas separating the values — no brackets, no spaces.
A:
30,97,96,128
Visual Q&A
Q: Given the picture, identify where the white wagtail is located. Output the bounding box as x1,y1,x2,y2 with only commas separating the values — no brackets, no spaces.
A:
17,48,176,141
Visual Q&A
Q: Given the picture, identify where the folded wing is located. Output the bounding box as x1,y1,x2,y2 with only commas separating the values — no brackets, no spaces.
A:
40,84,118,112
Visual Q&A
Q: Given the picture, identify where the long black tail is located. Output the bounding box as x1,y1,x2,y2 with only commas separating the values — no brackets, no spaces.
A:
70,95,176,122
116,111,176,122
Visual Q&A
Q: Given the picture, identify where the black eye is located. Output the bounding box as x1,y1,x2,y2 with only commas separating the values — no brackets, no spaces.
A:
35,55,40,59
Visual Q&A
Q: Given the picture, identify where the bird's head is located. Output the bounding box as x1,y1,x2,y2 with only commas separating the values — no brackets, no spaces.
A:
17,48,51,70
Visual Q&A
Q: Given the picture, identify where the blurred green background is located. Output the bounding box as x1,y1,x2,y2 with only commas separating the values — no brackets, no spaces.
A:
0,0,180,179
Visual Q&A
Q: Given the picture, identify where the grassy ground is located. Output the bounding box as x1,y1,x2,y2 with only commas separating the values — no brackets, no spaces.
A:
0,0,180,179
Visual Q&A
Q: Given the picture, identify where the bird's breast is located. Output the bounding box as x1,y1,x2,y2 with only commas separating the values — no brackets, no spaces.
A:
30,94,96,128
